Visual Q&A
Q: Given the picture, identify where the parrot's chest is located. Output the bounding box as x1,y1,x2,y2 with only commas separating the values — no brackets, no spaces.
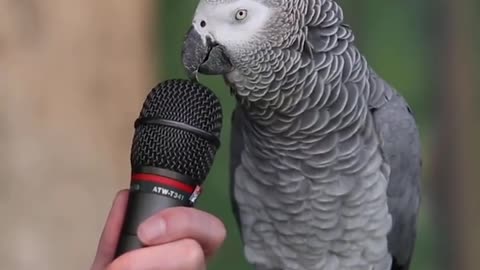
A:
233,121,393,270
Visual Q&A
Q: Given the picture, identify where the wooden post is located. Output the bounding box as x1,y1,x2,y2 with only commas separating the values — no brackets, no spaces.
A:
0,1,157,269
431,0,479,269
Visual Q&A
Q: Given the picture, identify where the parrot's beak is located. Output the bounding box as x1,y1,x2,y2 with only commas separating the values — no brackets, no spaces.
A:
182,26,233,81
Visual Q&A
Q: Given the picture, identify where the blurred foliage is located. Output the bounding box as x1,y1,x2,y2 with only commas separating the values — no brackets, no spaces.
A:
158,1,441,269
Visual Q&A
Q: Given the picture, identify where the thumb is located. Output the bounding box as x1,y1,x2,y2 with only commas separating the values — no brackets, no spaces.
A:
90,190,129,270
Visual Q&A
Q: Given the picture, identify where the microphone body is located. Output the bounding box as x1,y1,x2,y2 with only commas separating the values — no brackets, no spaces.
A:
115,168,200,257
114,79,222,258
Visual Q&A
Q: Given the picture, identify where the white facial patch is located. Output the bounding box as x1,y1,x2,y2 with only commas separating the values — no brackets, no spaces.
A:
193,0,273,49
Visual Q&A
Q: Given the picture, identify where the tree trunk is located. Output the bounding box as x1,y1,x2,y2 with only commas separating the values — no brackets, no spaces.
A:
431,0,479,269
0,1,156,269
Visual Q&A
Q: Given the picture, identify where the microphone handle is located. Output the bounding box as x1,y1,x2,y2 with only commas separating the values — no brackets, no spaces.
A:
114,172,199,258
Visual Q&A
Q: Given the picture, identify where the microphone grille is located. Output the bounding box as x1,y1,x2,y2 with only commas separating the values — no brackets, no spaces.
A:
131,79,223,183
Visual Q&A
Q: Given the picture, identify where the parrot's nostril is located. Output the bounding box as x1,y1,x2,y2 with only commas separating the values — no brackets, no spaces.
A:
200,20,207,28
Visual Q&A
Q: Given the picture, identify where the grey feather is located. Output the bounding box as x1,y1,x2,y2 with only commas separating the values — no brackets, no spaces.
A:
370,89,422,270
230,106,247,242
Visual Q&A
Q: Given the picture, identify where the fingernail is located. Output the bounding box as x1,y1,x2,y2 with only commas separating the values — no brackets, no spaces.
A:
138,217,166,243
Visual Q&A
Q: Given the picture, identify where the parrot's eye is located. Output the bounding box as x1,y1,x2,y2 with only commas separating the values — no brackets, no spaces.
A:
235,9,248,21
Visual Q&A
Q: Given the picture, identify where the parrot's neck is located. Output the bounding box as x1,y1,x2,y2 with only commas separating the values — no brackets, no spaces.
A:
225,0,370,127
225,0,386,133
228,45,375,129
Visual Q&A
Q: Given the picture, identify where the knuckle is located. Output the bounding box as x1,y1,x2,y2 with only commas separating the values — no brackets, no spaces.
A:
182,239,205,267
157,207,193,237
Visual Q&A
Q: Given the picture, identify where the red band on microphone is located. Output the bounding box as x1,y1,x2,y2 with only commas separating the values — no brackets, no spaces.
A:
132,173,195,194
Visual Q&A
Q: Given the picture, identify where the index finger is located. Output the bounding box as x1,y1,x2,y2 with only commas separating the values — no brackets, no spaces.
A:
90,190,129,270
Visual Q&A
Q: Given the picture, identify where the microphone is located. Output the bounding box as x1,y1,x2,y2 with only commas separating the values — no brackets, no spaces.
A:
114,79,223,257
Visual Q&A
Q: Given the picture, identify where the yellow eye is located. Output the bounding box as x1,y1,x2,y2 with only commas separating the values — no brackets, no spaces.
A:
235,9,248,21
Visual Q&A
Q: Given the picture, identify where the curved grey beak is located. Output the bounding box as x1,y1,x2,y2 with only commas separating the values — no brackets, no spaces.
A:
181,26,233,80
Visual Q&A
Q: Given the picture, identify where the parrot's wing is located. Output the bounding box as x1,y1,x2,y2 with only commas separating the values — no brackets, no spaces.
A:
229,105,246,241
370,86,422,270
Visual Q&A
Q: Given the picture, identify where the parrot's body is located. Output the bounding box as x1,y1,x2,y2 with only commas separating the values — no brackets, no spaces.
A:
182,1,422,270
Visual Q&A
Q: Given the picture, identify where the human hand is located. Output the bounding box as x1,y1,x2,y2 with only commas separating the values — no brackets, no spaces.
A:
90,190,227,270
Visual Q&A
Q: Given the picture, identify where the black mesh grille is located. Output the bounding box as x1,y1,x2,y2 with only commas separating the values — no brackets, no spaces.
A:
131,79,223,183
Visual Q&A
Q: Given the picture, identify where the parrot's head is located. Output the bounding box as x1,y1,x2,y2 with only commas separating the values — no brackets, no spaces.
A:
182,0,297,81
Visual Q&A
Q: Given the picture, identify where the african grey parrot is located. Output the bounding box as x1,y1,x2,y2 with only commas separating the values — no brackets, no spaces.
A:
181,0,422,270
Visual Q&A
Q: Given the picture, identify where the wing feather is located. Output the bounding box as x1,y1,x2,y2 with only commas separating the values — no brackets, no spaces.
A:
229,106,246,242
371,89,422,270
